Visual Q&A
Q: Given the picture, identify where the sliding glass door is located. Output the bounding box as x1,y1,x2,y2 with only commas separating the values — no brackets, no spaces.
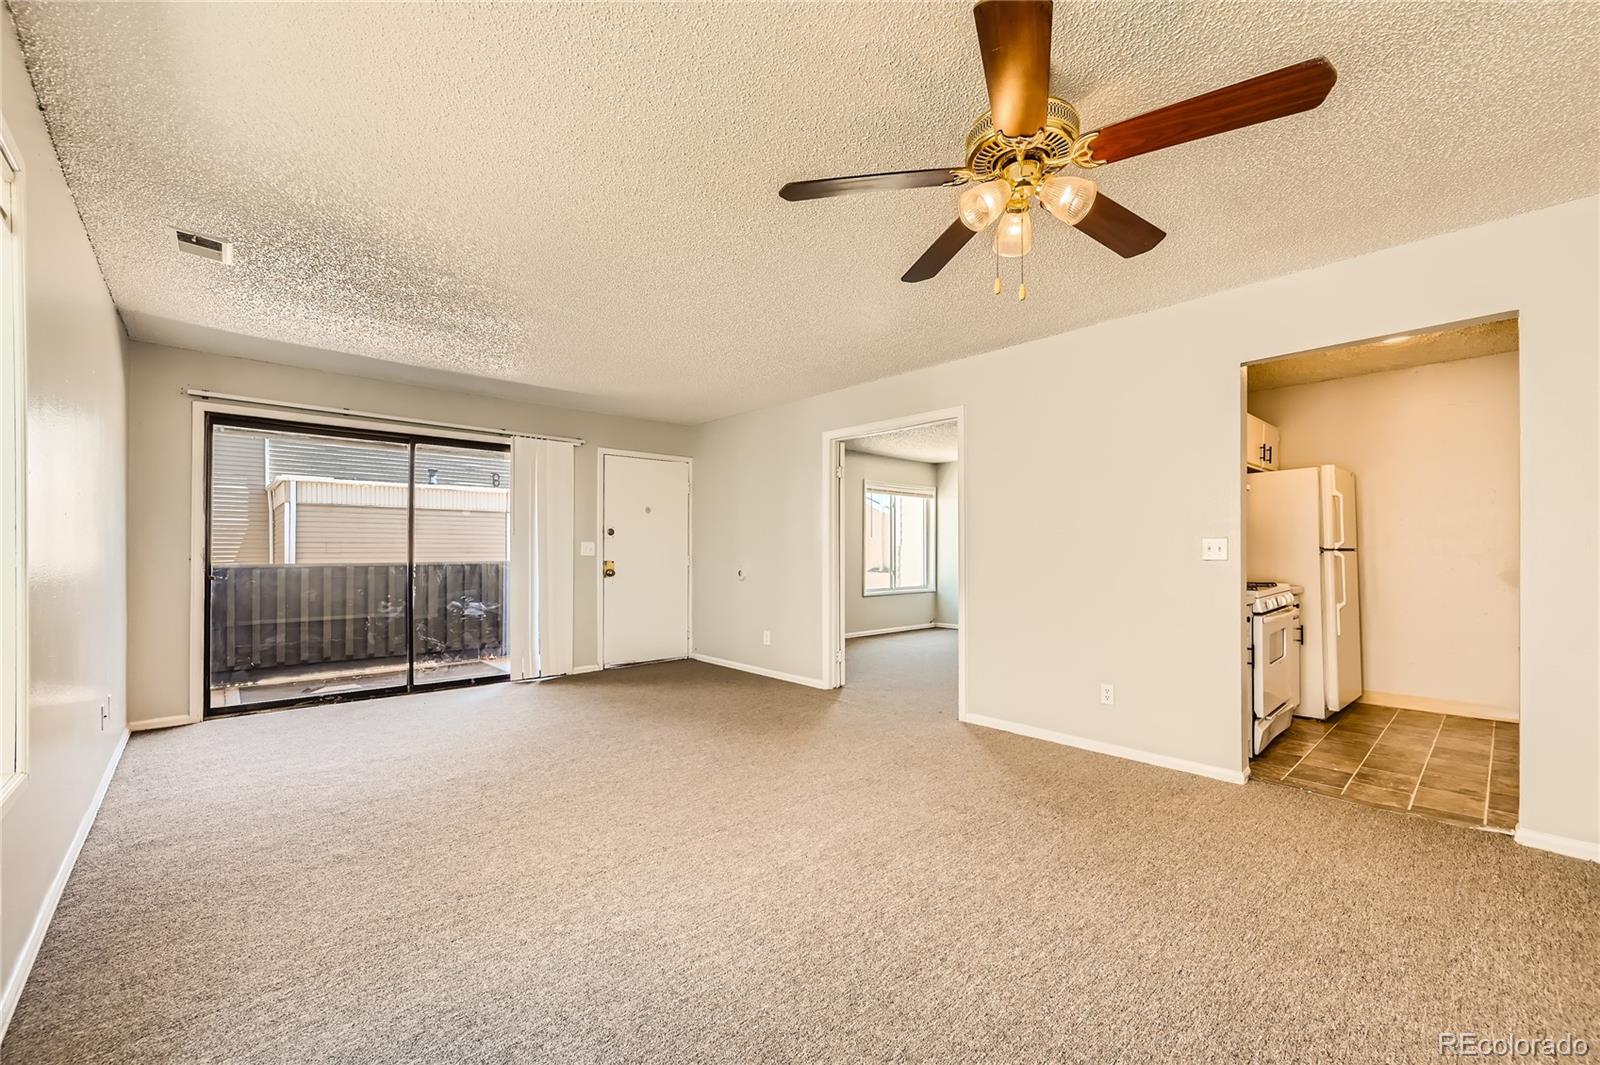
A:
205,416,510,715
411,442,510,686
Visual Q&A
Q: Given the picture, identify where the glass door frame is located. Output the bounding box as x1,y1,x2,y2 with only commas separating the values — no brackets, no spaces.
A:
202,411,512,717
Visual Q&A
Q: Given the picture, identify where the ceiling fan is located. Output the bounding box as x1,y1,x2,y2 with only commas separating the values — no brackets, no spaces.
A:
779,0,1336,299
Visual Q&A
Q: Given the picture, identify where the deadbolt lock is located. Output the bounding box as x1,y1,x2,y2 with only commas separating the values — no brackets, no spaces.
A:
603,560,616,578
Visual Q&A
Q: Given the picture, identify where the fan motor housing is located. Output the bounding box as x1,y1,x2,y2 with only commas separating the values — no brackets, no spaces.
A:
963,97,1083,180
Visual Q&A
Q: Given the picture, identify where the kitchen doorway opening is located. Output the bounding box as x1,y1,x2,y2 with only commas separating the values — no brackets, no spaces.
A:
823,410,964,716
1238,314,1521,833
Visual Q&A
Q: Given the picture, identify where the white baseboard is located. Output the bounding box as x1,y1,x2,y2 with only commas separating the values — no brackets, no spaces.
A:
933,622,959,630
128,713,195,732
690,653,830,690
567,664,601,675
1,728,129,1038
959,711,1247,785
1515,827,1600,863
1361,690,1518,723
845,623,934,639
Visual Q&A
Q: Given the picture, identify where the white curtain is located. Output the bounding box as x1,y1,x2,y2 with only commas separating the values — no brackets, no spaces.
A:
509,437,575,679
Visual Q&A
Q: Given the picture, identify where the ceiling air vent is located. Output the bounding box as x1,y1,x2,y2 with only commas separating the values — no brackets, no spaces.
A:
175,229,232,264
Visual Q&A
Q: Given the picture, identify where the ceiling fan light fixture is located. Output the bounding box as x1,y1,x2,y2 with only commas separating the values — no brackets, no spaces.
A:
1038,173,1098,226
993,209,1033,258
958,178,1012,232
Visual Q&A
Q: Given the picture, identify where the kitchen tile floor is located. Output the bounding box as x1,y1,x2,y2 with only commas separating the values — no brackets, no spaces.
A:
1251,704,1518,831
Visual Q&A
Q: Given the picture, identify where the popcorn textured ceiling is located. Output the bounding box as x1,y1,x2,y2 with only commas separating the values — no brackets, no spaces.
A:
1249,316,1520,392
10,1,1598,424
846,421,958,464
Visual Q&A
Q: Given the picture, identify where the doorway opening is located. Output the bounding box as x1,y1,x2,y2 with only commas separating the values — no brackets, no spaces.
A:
204,414,512,715
1239,315,1520,832
596,449,692,669
824,410,963,714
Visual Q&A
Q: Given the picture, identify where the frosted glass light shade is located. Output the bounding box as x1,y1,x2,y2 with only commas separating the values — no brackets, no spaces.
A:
958,179,1012,232
1038,173,1098,226
993,209,1032,258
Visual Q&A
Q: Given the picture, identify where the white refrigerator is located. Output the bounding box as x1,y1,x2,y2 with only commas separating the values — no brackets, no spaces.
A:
1246,464,1363,719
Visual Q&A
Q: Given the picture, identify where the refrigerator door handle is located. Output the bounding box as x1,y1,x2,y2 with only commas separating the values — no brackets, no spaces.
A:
1329,484,1347,548
1334,552,1348,636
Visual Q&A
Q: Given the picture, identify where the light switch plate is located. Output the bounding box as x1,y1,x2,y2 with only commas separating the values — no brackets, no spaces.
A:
580,541,595,557
1201,537,1228,561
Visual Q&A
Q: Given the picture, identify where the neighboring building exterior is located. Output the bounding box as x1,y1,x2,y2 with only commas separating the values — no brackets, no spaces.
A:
210,426,509,565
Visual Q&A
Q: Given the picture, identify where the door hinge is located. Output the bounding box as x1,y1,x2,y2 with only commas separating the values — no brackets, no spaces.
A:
836,650,844,663
835,466,844,479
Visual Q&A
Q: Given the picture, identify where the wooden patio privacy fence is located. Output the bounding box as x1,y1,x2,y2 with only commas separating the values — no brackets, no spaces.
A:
207,562,506,678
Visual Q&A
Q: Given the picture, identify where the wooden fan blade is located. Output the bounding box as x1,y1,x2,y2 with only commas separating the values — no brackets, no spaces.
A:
779,168,962,201
903,219,979,283
973,0,1053,137
1073,192,1166,258
1086,58,1337,165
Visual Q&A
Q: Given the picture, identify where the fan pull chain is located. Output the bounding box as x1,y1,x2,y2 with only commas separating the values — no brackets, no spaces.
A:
993,240,1001,295
1018,244,1027,302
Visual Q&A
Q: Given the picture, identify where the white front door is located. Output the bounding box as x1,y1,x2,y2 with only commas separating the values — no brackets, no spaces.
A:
602,454,690,666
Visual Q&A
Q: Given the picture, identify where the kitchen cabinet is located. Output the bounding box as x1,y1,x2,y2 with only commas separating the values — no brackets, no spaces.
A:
1246,414,1281,471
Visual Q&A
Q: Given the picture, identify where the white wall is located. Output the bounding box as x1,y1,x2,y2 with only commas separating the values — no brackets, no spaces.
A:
2,12,129,1026
843,452,936,635
1249,352,1520,717
124,342,693,728
935,461,958,626
690,197,1599,855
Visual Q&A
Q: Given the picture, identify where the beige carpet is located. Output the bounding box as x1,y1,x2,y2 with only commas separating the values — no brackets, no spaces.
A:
7,630,1597,1063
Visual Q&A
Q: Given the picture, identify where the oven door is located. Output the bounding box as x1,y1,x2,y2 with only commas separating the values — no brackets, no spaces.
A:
1252,605,1302,720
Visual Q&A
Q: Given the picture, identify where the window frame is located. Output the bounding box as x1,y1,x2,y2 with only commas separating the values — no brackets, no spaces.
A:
861,480,936,597
202,412,513,717
1,120,28,808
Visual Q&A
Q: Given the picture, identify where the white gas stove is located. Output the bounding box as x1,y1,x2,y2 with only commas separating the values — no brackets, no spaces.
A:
1246,581,1303,755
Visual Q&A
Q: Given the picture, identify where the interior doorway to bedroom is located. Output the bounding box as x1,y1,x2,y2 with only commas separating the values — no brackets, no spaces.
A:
825,412,962,715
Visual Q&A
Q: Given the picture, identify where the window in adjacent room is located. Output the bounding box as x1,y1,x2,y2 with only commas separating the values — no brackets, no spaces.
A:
1,126,26,801
863,483,934,595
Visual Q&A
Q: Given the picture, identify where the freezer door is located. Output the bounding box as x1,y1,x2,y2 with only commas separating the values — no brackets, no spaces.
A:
1320,550,1364,711
1318,465,1359,550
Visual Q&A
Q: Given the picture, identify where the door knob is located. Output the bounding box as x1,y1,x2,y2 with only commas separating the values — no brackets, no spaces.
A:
603,560,616,578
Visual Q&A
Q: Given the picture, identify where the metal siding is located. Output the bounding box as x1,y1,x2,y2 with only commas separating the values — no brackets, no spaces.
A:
293,504,407,564
289,505,507,564
414,510,509,563
284,479,508,512
412,444,510,490
211,426,511,567
271,504,287,563
209,429,270,564
266,435,505,488
266,434,410,484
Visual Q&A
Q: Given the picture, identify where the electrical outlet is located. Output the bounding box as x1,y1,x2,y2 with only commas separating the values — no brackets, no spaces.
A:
1100,683,1115,706
1201,537,1229,561
762,630,771,646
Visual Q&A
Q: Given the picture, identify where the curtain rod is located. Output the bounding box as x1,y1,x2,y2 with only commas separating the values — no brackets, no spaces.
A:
182,387,585,445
